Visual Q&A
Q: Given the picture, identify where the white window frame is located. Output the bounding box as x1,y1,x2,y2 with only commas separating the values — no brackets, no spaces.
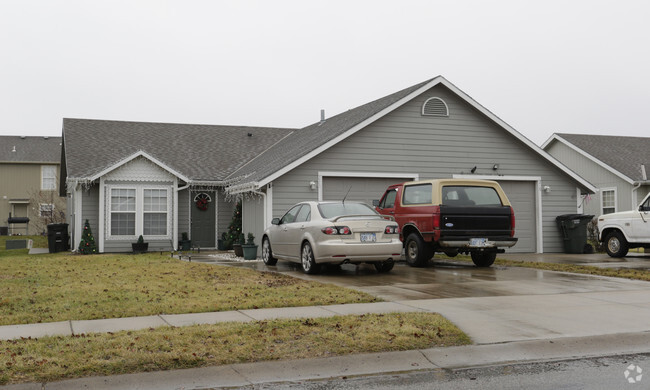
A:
106,184,172,241
39,203,54,217
600,187,617,215
41,165,57,191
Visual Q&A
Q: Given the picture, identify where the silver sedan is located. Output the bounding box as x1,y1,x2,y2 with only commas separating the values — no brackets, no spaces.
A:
261,201,403,274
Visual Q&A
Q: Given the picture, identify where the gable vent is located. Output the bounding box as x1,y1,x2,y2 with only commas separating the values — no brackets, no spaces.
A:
422,97,449,117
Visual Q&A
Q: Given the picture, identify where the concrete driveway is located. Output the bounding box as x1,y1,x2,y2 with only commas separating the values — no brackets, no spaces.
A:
195,252,650,345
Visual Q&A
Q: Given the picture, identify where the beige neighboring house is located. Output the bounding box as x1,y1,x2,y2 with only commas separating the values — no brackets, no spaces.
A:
0,136,65,236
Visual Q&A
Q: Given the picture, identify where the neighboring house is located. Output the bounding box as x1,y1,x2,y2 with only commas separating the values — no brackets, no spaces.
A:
0,136,65,235
62,76,596,254
543,133,650,217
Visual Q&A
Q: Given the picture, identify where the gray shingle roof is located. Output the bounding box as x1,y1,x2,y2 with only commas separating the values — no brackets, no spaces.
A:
556,133,650,181
0,136,62,163
227,78,433,184
63,119,295,182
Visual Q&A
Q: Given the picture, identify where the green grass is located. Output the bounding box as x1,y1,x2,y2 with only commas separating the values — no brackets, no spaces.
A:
0,252,379,325
0,312,470,385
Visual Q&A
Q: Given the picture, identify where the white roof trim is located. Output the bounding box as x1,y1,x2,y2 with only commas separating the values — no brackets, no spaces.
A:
253,76,597,193
542,134,634,185
88,150,190,183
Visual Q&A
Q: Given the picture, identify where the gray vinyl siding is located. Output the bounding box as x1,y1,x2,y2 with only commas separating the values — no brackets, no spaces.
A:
242,194,265,256
80,186,100,247
178,188,190,241
217,190,234,239
271,84,588,253
546,141,634,215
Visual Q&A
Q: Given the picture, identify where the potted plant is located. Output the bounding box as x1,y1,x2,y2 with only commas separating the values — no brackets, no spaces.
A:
242,232,258,260
132,235,148,254
233,233,244,257
217,232,227,251
180,232,191,251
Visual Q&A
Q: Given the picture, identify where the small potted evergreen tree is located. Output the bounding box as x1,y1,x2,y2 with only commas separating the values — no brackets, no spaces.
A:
179,232,191,251
242,232,258,260
132,235,148,254
233,233,244,257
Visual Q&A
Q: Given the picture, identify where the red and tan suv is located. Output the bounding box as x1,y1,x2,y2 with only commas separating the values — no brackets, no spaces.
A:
375,179,518,267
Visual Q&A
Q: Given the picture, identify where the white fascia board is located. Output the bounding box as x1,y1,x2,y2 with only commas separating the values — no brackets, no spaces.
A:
543,134,634,185
88,150,190,183
255,77,447,188
438,83,598,194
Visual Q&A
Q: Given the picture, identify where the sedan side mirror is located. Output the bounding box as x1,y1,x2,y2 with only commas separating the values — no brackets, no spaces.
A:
271,218,280,225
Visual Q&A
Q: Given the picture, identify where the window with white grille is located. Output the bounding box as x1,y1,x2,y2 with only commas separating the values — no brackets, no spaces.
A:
422,97,449,117
41,165,57,190
601,188,616,215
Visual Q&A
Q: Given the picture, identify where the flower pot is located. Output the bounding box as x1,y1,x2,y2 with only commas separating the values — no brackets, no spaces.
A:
233,244,243,257
180,240,191,251
132,242,148,254
242,244,258,260
217,239,226,251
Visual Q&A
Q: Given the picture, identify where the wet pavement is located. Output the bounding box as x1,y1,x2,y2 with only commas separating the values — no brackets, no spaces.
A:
183,251,650,302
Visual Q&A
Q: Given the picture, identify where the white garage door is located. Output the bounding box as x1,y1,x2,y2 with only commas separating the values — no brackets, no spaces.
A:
497,181,536,253
322,176,411,206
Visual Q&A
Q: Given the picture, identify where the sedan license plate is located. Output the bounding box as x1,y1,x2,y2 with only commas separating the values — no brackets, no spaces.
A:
470,238,488,247
360,233,376,242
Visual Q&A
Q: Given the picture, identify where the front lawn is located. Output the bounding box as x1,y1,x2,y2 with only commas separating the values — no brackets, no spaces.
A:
0,252,379,325
0,312,471,385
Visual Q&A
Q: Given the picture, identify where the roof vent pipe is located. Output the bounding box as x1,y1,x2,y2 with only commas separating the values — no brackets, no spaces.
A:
320,109,325,123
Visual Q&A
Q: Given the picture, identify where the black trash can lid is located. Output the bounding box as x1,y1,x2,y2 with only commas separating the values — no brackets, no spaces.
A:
556,214,594,221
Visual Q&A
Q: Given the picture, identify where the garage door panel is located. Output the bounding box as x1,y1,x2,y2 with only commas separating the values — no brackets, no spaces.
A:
498,181,536,253
322,177,410,207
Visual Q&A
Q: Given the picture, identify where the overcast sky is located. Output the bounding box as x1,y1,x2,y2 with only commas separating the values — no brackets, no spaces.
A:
1,0,648,146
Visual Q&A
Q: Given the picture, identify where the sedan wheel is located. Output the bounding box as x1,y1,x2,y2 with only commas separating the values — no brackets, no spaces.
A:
262,237,277,265
301,242,320,274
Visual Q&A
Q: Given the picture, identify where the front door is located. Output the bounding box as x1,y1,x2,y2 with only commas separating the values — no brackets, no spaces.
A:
191,191,216,248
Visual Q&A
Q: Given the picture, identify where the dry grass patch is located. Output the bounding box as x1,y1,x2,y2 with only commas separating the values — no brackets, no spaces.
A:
0,312,471,385
0,253,378,325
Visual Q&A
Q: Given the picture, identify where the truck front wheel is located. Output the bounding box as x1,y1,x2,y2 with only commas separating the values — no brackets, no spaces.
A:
605,231,629,258
471,251,496,267
405,233,432,267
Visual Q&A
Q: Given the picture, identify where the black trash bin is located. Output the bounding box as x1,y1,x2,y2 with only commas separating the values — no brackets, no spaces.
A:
555,214,594,254
47,223,70,253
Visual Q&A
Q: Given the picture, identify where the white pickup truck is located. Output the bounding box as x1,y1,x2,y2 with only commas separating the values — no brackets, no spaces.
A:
598,192,650,257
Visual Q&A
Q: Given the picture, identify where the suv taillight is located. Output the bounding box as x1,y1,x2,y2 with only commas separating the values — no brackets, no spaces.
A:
432,205,440,229
321,226,351,235
510,206,516,237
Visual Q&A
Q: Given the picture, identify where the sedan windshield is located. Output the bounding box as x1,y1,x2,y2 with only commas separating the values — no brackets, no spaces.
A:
318,203,377,218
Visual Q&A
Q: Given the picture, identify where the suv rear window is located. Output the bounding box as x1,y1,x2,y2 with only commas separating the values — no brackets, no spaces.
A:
442,186,502,206
403,184,432,205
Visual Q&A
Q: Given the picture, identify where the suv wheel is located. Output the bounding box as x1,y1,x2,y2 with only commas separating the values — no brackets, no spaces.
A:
605,231,629,258
405,233,431,267
471,251,496,267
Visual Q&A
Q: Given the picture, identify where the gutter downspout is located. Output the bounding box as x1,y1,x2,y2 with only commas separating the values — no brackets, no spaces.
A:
251,189,268,229
632,182,641,207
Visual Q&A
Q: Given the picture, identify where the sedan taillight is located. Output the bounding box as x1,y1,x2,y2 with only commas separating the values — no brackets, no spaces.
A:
321,226,351,235
384,225,399,234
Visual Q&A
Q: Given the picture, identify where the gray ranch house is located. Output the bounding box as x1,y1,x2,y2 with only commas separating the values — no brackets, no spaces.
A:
543,133,650,217
61,76,595,254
